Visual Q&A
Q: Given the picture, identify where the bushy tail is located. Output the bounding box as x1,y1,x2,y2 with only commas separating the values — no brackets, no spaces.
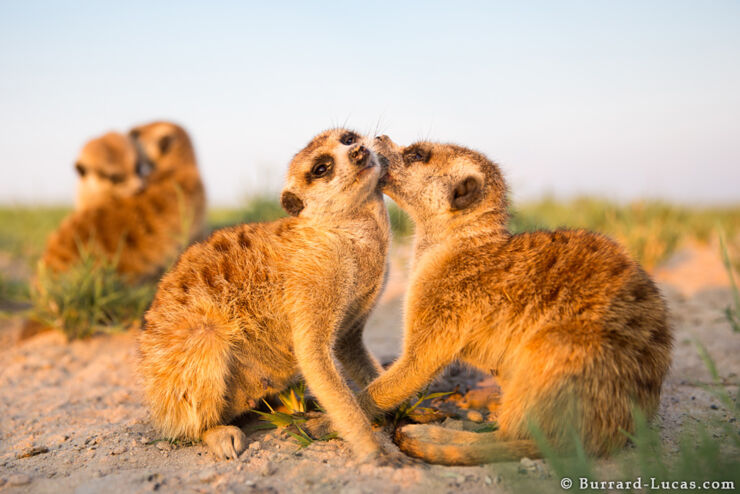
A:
138,303,239,439
395,424,540,465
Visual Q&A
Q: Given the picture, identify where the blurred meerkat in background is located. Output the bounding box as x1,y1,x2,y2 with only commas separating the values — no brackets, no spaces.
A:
41,121,206,282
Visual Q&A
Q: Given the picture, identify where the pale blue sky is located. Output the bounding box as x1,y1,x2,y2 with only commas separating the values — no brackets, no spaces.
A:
1,1,738,205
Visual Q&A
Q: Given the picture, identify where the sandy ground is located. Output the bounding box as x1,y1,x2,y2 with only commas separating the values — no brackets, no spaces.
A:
0,244,738,493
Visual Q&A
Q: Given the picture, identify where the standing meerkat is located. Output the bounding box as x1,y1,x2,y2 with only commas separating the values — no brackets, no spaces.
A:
74,131,149,211
138,129,391,461
41,121,206,282
355,136,672,465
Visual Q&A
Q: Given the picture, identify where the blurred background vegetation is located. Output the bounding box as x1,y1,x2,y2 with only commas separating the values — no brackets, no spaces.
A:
3,197,740,270
2,197,739,339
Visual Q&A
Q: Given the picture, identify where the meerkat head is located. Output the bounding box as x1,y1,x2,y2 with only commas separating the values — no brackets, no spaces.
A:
375,136,508,226
280,129,385,218
75,132,144,210
128,121,196,179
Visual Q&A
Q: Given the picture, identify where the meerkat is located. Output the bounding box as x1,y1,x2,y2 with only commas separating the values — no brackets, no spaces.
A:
41,121,206,282
75,131,149,211
353,136,672,465
138,129,391,461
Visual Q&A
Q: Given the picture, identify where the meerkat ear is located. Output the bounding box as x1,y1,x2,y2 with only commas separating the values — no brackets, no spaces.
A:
281,190,304,216
450,176,482,211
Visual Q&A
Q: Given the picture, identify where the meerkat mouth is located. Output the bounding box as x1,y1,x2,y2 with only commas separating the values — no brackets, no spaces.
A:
356,158,379,177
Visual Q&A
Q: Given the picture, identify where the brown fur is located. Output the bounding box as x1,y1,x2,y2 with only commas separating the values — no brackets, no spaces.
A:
41,122,206,282
138,129,391,460
357,136,673,465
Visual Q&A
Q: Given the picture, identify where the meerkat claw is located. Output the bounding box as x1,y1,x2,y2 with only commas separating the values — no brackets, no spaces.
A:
202,425,248,460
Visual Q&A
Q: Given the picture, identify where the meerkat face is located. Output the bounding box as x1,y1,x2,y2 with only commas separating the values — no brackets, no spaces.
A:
280,129,384,218
75,132,144,210
374,136,507,222
129,121,194,177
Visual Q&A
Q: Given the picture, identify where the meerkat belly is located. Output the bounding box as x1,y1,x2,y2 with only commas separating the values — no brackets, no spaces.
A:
233,325,299,393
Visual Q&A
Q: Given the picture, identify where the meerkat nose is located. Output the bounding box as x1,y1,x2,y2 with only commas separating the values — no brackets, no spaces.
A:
349,144,370,167
375,135,389,142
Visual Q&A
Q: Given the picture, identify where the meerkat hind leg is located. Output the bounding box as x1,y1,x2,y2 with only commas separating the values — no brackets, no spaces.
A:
202,425,248,460
335,317,384,389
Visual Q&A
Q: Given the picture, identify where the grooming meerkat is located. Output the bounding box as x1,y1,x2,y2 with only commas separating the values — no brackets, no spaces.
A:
138,129,391,461
355,136,672,465
41,121,205,282
75,132,149,211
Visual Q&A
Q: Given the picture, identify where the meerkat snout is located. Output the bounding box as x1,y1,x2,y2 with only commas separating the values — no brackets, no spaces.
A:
349,144,370,167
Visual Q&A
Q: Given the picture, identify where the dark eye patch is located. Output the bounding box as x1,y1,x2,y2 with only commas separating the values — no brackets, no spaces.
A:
75,162,86,177
403,145,431,164
109,173,126,185
158,135,173,155
305,155,334,184
340,132,358,146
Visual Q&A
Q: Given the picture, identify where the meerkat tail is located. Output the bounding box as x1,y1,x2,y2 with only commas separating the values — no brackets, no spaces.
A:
139,305,239,440
395,424,540,465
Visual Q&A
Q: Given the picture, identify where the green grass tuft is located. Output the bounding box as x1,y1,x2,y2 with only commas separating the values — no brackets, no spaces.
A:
251,383,337,448
30,246,156,339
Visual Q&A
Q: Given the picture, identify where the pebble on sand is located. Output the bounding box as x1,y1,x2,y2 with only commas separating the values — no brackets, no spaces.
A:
7,474,32,486
156,441,173,451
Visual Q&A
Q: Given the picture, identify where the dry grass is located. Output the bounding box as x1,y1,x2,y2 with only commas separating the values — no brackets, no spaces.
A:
510,197,740,269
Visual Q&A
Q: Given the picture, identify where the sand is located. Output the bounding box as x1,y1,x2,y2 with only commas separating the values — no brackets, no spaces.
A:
1,244,738,493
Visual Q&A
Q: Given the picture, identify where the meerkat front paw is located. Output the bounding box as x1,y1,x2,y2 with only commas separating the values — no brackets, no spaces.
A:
202,425,248,460
355,438,412,467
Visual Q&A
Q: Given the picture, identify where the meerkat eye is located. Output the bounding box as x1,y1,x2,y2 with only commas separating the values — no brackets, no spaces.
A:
311,162,330,177
340,133,357,146
75,163,87,177
404,147,429,164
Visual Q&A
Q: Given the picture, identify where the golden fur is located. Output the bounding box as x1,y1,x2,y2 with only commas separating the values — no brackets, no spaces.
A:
41,122,205,282
356,136,673,465
138,129,391,460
